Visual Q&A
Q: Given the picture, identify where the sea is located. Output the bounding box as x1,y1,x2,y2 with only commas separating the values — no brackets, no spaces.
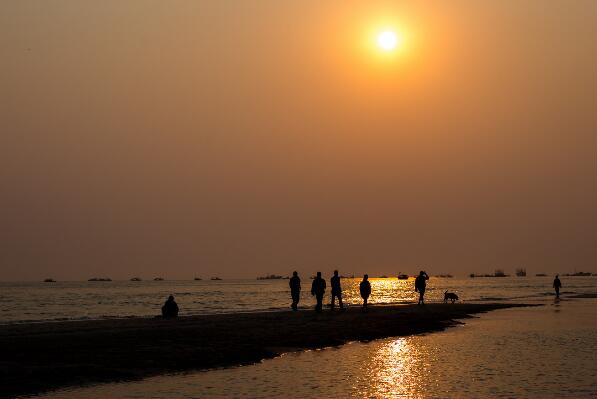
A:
4,276,597,398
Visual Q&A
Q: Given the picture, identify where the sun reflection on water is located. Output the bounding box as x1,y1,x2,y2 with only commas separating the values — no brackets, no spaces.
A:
355,337,428,398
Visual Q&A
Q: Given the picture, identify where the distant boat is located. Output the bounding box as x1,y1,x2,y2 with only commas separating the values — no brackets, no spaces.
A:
211,277,222,281
535,273,547,277
436,274,453,278
130,277,142,281
194,277,202,281
257,274,284,280
515,268,527,277
153,277,164,281
43,278,56,283
398,274,409,280
379,275,388,278
470,271,509,278
564,271,591,277
494,269,507,277
88,277,112,281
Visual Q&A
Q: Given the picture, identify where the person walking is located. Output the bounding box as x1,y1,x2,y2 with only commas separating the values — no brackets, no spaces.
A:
289,271,301,311
415,271,429,305
359,274,371,312
553,274,562,298
311,272,326,312
330,270,344,310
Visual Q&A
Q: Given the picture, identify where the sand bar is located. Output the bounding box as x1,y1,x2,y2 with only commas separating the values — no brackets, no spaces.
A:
0,303,535,398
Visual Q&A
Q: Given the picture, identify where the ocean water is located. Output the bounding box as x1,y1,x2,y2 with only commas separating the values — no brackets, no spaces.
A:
35,298,597,399
1,276,596,324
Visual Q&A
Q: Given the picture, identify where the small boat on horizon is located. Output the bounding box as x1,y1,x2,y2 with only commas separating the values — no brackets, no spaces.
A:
398,274,409,280
535,273,547,277
88,277,112,281
153,277,164,281
257,274,284,280
194,277,202,281
130,277,142,281
211,277,222,281
43,278,56,283
515,268,527,277
563,271,591,277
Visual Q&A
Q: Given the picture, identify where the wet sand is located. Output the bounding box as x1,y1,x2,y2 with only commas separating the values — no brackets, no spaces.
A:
0,303,535,398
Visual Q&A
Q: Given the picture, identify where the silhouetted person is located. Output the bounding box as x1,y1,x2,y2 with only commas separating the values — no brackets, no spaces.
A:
553,274,562,298
359,274,371,311
289,271,301,311
415,271,429,305
330,270,344,310
311,272,326,312
161,295,179,318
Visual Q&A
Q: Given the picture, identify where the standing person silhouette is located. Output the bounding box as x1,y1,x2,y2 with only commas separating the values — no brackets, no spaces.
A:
311,272,326,312
289,271,301,311
415,271,429,305
553,274,562,298
330,270,344,310
359,274,371,312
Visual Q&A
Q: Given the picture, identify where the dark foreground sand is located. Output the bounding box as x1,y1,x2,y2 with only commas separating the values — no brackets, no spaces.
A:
0,303,535,398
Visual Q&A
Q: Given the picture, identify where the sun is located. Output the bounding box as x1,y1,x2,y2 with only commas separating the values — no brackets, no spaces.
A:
377,30,401,51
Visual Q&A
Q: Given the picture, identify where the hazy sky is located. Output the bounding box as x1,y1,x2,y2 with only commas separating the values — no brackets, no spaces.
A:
2,1,597,280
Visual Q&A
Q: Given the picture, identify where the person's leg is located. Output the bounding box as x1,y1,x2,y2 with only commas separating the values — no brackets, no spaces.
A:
338,292,343,309
331,293,336,310
316,294,323,312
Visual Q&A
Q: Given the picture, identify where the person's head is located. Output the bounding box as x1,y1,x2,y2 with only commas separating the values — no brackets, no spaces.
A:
420,270,425,276
363,274,368,281
317,271,321,278
293,271,298,277
334,270,339,276
555,274,559,278
168,295,174,301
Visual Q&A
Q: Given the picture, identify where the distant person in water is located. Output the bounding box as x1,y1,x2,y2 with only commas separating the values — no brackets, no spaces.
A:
553,274,562,298
311,272,326,312
330,270,344,310
289,271,301,311
415,271,429,305
161,295,179,318
359,274,371,312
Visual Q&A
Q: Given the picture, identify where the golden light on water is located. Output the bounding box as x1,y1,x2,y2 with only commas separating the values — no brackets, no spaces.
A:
368,338,427,398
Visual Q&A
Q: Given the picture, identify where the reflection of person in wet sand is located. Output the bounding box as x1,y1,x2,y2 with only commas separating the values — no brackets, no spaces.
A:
359,274,371,312
553,274,562,298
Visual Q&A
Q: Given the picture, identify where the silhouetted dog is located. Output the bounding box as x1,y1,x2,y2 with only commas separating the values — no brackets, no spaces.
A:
444,291,459,303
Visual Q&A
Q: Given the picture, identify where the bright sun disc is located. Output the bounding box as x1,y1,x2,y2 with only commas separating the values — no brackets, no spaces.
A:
377,30,398,51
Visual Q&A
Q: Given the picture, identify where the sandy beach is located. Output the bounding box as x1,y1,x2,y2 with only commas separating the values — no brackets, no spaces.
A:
0,303,535,398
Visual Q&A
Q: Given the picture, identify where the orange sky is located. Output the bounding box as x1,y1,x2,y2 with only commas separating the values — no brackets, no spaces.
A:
2,1,597,280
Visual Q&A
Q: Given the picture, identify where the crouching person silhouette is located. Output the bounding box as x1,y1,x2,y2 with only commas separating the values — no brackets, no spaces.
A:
162,295,179,318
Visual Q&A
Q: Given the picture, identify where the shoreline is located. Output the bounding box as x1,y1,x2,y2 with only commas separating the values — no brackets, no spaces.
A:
1,303,537,398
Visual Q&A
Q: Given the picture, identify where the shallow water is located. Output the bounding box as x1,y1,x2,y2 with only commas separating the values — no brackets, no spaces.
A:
39,298,597,399
1,276,595,323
